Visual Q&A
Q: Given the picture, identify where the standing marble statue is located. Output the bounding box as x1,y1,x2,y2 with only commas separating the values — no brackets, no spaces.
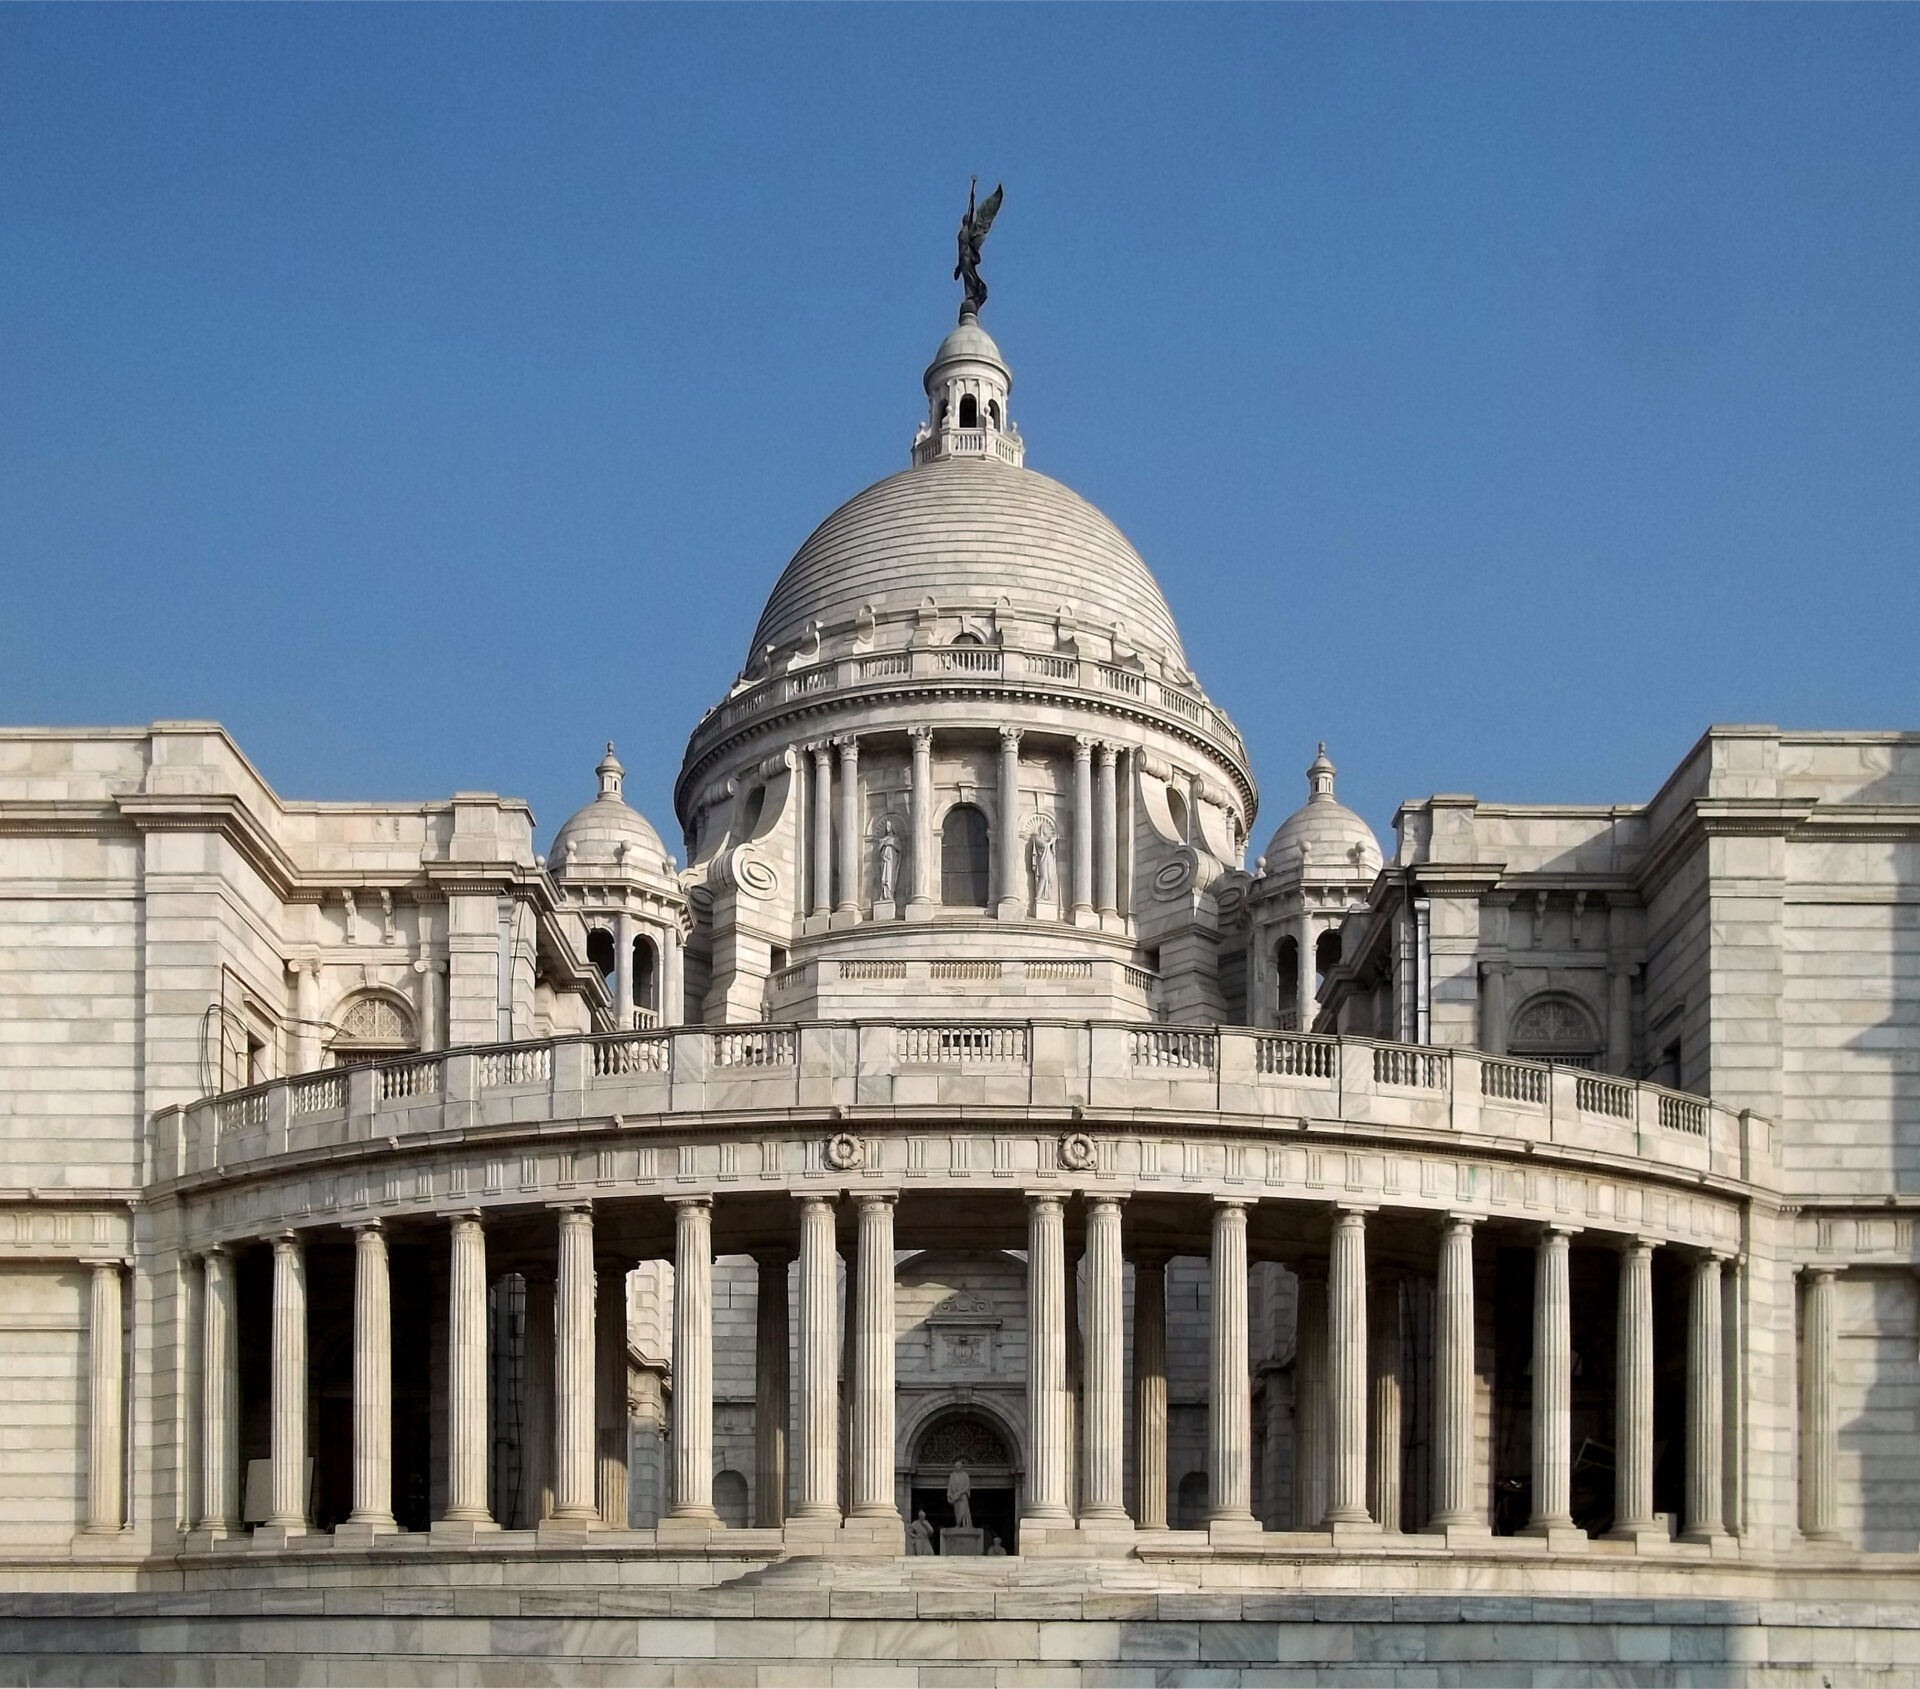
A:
877,820,901,904
907,1509,937,1555
946,1459,973,1529
1029,827,1056,903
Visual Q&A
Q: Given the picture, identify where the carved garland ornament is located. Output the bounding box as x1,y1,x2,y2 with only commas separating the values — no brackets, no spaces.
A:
824,1132,865,1172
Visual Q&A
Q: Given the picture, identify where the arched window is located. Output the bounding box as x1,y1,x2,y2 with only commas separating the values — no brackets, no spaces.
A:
587,928,616,988
959,393,979,428
739,784,766,839
1174,1471,1209,1529
987,398,1002,429
1166,787,1189,841
1274,936,1300,1028
327,992,417,1066
1314,930,1342,992
713,1469,750,1528
1509,993,1601,1068
632,934,658,1019
941,805,992,908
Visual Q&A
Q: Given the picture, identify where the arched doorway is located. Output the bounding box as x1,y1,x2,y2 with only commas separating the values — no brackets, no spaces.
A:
908,1410,1018,1554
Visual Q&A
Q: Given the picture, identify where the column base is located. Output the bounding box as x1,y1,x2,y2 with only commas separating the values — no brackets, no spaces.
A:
995,898,1023,921
1207,1514,1265,1548
1328,1520,1386,1548
429,1516,501,1544
332,1518,399,1548
657,1510,723,1549
180,1525,243,1554
250,1523,308,1548
803,914,832,937
1519,1521,1589,1552
536,1512,602,1541
1606,1522,1674,1552
1440,1521,1495,1549
1019,1517,1089,1557
904,898,935,923
829,907,861,930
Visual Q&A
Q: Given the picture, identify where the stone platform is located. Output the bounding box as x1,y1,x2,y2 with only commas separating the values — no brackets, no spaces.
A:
4,1550,1920,1686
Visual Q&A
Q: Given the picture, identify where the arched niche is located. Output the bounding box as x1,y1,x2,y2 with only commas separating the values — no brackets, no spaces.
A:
326,990,418,1066
1509,991,1602,1068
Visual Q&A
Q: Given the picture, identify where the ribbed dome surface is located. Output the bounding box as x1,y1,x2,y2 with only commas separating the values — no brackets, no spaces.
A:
1263,796,1383,880
551,796,670,876
749,456,1188,664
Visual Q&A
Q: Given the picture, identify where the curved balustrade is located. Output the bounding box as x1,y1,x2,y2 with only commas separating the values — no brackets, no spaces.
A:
159,1023,1764,1191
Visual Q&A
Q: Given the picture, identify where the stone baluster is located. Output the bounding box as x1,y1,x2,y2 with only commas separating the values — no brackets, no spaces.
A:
1526,1225,1577,1536
754,1251,790,1527
83,1261,123,1534
1081,1197,1127,1522
441,1212,493,1528
345,1222,395,1533
1095,744,1119,919
997,728,1024,918
809,744,833,919
551,1205,598,1524
1612,1238,1657,1538
668,1197,716,1520
1132,1253,1168,1529
849,1194,898,1520
1369,1276,1403,1534
199,1246,240,1534
835,736,861,919
1071,737,1096,925
907,727,934,917
1430,1218,1480,1531
1023,1193,1070,1522
1208,1199,1254,1524
597,1256,630,1527
1685,1252,1727,1541
521,1270,555,1526
1292,1265,1328,1529
1800,1267,1840,1541
267,1232,308,1535
1326,1208,1370,1526
794,1195,840,1521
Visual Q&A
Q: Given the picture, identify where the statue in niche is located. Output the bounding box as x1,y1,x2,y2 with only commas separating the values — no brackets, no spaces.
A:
986,1534,1007,1556
946,1459,973,1529
954,178,1004,320
1028,824,1057,903
876,819,901,904
908,1510,937,1555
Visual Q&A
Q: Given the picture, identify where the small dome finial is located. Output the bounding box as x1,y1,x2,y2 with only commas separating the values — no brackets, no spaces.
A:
596,742,625,802
1307,743,1337,802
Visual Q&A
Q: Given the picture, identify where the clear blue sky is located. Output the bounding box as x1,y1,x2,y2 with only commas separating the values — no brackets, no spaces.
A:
4,7,1916,854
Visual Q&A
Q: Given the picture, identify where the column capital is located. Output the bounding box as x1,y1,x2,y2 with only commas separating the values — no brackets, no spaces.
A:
833,733,860,755
1441,1212,1480,1234
270,1230,303,1254
1539,1222,1579,1240
1803,1263,1839,1283
1023,1189,1065,1214
808,740,833,764
1212,1195,1252,1213
999,726,1023,751
444,1208,484,1228
346,1218,385,1236
907,724,933,747
1613,1233,1657,1257
200,1241,233,1262
1073,734,1096,759
853,1189,899,1211
1082,1192,1126,1214
792,1191,837,1213
1330,1202,1375,1221
668,1193,714,1212
547,1197,594,1215
1097,742,1119,768
1699,1246,1734,1266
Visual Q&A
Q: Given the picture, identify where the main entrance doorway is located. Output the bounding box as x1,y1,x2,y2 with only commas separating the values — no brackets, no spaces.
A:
908,1411,1018,1554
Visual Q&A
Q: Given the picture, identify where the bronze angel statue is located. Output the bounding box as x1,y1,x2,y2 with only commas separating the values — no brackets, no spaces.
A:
954,178,1004,320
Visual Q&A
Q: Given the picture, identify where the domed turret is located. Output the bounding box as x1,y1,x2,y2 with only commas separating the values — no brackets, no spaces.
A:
1261,744,1382,881
551,744,673,883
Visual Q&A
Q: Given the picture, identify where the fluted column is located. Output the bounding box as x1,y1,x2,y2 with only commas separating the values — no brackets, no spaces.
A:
849,1194,897,1517
1081,1197,1127,1520
1132,1253,1168,1528
1024,1193,1070,1521
794,1194,839,1520
1095,744,1119,919
551,1205,598,1523
1800,1267,1840,1540
810,744,833,918
346,1222,395,1529
1430,1218,1478,1529
1326,1208,1370,1525
1526,1225,1576,1533
835,736,860,918
907,727,934,916
1369,1277,1403,1533
442,1212,492,1525
1208,1200,1254,1523
1292,1266,1328,1529
754,1251,790,1527
1071,737,1096,925
522,1271,555,1525
597,1257,630,1527
997,728,1024,917
669,1197,716,1519
1685,1252,1727,1540
198,1247,240,1533
1612,1238,1656,1535
267,1232,308,1533
83,1261,123,1533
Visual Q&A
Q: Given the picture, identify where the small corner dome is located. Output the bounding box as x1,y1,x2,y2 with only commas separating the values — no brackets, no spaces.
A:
924,318,1009,384
550,744,672,881
1262,744,1382,881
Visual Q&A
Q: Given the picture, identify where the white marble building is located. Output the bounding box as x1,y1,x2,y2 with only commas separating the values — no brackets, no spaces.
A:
2,297,1919,1682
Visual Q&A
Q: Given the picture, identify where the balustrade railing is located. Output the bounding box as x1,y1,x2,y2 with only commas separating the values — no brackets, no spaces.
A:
859,653,910,680
711,1028,796,1068
290,1073,345,1116
1130,1028,1216,1071
1256,1033,1337,1080
479,1047,549,1089
1659,1092,1707,1135
1025,959,1092,982
1094,663,1145,699
839,959,907,980
216,1088,269,1135
1023,654,1078,680
932,960,1001,981
785,666,833,698
593,1033,670,1077
1375,1046,1448,1090
937,647,1001,676
381,1057,443,1101
1577,1074,1635,1121
1481,1057,1548,1106
632,1007,661,1030
896,1024,1029,1064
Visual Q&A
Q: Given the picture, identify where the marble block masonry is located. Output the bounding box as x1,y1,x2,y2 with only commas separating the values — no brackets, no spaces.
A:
3,260,1920,1685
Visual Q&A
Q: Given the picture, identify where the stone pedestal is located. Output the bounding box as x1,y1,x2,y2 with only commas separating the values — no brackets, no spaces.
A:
940,1526,984,1556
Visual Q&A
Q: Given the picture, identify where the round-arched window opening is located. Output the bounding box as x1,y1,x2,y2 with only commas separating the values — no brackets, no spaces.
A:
1314,929,1342,991
587,927,616,986
739,785,766,839
1166,786,1189,841
326,992,419,1067
1509,993,1602,1069
959,393,979,429
987,398,1002,429
941,804,992,908
950,631,985,647
632,934,659,1018
1274,936,1300,1020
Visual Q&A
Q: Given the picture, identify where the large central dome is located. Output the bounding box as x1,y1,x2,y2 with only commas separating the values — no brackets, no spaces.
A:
749,455,1189,666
